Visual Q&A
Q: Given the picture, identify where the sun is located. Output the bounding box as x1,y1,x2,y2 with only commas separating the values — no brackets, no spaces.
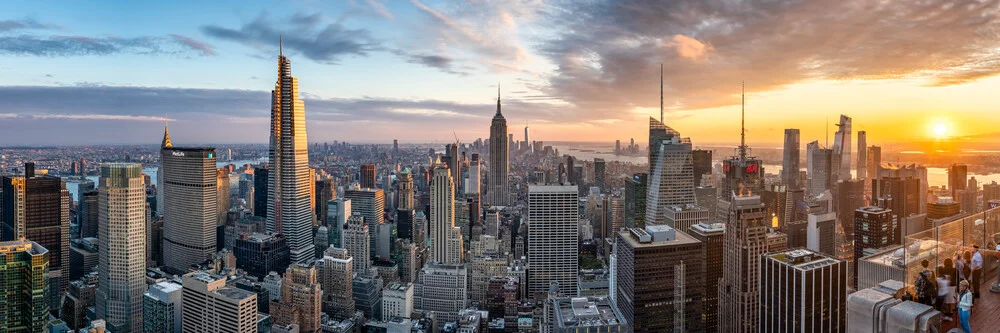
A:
933,123,948,138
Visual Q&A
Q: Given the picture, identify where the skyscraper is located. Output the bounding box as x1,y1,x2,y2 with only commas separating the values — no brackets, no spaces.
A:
253,167,268,218
0,164,70,305
719,88,765,199
468,154,481,200
806,140,819,185
949,163,969,198
689,222,724,332
233,232,290,280
527,185,579,299
809,148,834,196
274,264,322,332
718,194,768,333
646,117,696,225
782,129,801,187
594,158,606,190
866,146,881,186
344,214,370,273
327,198,351,248
314,177,335,228
857,131,867,181
143,281,183,333
0,239,49,333
624,173,647,229
692,149,713,187
414,263,468,323
319,247,355,320
430,160,462,265
360,164,377,189
760,249,847,332
96,163,147,332
524,126,530,153
216,168,230,226
344,188,384,260
853,206,896,289
833,114,852,180
397,168,414,211
614,226,704,332
160,140,218,273
444,143,462,196
488,87,510,206
266,40,314,264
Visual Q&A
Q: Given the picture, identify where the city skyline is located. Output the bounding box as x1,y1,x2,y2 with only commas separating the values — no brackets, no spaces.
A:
2,1,1000,146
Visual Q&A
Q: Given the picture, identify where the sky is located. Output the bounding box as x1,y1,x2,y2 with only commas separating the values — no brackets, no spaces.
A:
1,0,999,146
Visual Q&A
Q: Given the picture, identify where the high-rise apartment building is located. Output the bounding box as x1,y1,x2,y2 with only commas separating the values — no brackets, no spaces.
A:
624,173,647,229
614,226,704,332
344,214,370,273
318,247,355,320
181,272,258,333
233,232,290,279
718,194,768,333
689,222,724,332
266,42,314,264
760,249,847,332
143,281,183,333
160,142,218,273
527,185,579,299
488,88,510,206
430,161,462,265
646,117,696,225
360,164,377,189
344,189,384,260
96,163,147,333
853,206,896,289
833,114,852,181
782,129,801,187
0,239,49,333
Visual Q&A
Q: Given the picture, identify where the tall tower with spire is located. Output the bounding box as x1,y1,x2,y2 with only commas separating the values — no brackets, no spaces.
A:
267,37,314,264
719,83,764,200
159,121,218,272
488,85,510,206
645,66,696,226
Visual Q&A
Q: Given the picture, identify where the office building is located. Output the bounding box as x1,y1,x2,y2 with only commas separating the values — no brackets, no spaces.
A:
96,163,147,333
69,237,99,280
837,179,865,238
414,263,468,324
0,239,49,333
62,276,97,330
353,272,384,321
253,167,268,218
273,264,322,332
760,249,847,332
624,173,647,228
319,247,355,320
853,206,896,289
143,281,183,333
444,143,462,196
344,214,371,273
344,188,385,261
807,212,837,256
719,194,768,333
233,232,290,279
315,177,336,227
646,117,696,226
809,148,835,196
79,190,99,238
327,198,350,248
949,163,968,198
160,143,218,273
398,168,414,211
874,163,928,216
468,154,481,201
361,164,377,189
594,158,606,189
692,149,713,187
527,185,579,298
957,188,978,214
662,204,710,233
984,181,1000,204
181,272,258,333
833,114,852,181
266,43,314,264
383,283,414,320
615,226,704,332
546,295,630,333
857,131,867,181
217,168,231,226
430,161,462,265
689,222,724,333
397,208,416,242
782,129,801,187
0,165,70,303
927,198,960,219
488,88,511,207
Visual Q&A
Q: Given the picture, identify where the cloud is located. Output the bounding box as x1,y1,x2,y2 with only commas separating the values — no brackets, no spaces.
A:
201,13,380,64
168,34,216,56
0,34,216,57
532,0,1000,121
395,51,469,75
363,0,394,20
0,18,62,32
406,0,537,70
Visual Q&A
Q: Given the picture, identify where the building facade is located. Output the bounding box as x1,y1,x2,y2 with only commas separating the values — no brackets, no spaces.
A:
527,185,580,299
488,88,510,206
760,249,847,332
0,240,49,333
96,163,147,333
160,144,218,273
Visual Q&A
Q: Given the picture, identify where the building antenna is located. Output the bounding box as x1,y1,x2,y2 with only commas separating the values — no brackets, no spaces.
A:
660,63,664,123
826,117,829,148
739,81,747,159
279,35,283,56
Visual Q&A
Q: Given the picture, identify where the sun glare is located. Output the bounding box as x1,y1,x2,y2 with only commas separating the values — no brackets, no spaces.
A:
933,123,947,138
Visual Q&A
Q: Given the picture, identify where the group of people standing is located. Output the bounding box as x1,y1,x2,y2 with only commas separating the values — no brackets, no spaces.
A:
914,244,986,333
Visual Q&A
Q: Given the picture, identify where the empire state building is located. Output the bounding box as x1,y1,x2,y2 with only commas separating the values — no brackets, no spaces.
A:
487,87,510,206
267,39,314,263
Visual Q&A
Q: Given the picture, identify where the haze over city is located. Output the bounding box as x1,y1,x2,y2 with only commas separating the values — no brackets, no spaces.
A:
2,0,999,146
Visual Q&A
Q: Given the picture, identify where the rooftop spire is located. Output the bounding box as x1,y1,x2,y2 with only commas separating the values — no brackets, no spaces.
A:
495,83,502,116
161,115,172,148
279,35,283,56
660,63,663,123
739,81,746,159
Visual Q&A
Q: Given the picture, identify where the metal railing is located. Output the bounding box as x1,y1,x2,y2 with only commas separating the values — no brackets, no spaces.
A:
903,205,1000,289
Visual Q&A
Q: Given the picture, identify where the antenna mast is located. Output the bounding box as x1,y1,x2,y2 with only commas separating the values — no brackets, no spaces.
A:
660,64,664,123
739,81,747,159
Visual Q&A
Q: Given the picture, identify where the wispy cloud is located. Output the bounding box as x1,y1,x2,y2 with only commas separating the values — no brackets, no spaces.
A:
0,18,63,32
0,33,216,57
168,34,216,56
201,12,380,64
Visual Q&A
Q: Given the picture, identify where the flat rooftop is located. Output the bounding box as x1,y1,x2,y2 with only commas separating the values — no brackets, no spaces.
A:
554,297,622,328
